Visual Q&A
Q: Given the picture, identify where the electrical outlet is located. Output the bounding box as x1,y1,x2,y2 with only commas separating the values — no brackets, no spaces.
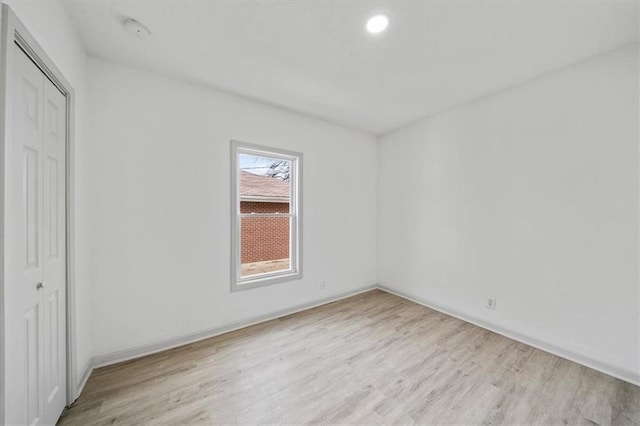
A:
486,297,496,310
320,281,326,290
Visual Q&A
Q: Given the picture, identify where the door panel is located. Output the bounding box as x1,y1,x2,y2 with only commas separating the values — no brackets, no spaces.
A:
6,44,67,426
7,43,45,426
24,146,40,268
46,157,59,259
42,73,67,424
45,290,59,402
24,306,40,426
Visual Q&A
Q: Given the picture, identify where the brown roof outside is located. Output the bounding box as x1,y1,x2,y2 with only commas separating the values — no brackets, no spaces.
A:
240,170,290,201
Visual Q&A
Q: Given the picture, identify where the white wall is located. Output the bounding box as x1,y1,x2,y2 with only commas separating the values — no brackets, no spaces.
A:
379,45,639,380
87,57,378,357
2,0,92,394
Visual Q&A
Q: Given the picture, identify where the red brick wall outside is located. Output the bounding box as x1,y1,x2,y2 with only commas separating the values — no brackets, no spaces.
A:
240,201,290,263
240,201,289,214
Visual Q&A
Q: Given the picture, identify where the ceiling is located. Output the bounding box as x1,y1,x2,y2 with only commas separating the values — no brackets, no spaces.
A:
62,1,638,135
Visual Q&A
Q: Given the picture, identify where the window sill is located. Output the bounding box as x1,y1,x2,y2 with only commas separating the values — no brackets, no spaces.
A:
231,270,302,292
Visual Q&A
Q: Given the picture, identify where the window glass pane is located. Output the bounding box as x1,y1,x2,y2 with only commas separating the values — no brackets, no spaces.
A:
239,153,291,213
240,216,291,278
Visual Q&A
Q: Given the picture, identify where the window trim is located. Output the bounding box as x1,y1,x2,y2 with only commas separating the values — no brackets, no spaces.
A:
230,140,303,291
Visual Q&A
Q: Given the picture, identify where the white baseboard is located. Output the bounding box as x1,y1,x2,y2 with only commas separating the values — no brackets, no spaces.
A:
90,285,377,369
377,285,640,386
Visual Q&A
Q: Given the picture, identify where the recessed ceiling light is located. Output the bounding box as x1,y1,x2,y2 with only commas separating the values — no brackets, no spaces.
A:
366,14,389,34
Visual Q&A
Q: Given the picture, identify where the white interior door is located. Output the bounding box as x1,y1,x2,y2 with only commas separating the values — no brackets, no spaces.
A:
6,43,67,426
41,52,67,426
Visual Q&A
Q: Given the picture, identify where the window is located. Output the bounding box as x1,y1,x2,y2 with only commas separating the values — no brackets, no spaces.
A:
231,140,302,290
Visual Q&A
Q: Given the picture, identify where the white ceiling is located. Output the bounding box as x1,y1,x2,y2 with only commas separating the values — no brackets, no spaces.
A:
62,1,638,135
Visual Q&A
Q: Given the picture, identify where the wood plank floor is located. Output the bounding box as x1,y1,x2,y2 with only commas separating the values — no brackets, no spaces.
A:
59,290,639,425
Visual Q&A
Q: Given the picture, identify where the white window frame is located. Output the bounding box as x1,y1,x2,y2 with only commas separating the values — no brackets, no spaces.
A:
230,140,302,291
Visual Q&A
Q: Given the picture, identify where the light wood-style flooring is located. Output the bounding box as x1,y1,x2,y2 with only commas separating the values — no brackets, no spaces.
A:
59,290,639,425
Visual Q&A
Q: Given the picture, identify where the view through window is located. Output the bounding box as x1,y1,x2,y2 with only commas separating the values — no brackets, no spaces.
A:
232,142,301,289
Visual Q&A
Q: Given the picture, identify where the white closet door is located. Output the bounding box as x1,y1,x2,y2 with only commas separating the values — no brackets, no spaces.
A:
6,44,67,426
41,67,67,425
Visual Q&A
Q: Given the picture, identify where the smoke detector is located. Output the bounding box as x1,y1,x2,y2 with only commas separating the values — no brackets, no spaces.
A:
123,18,151,39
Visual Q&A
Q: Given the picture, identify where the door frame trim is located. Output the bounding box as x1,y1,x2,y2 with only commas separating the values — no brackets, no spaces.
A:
0,4,79,421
